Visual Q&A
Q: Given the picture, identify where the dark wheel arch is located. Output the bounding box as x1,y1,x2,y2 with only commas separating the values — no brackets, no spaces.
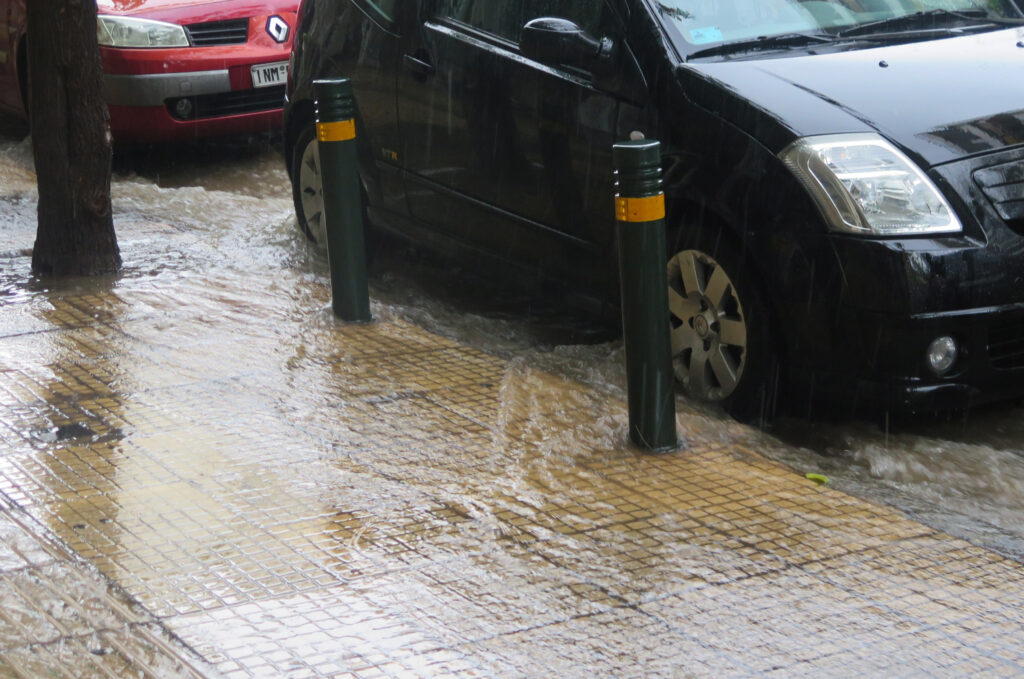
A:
284,99,315,182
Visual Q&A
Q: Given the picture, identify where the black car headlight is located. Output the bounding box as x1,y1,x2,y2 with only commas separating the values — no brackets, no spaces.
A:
97,16,190,48
780,133,961,237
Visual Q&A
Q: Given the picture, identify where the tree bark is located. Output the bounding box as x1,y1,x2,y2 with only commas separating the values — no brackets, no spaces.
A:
28,0,120,277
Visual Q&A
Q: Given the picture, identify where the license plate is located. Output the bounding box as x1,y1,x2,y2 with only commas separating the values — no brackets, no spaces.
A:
251,61,288,88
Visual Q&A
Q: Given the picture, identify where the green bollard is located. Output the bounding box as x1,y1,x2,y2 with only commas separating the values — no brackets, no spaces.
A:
314,78,371,322
614,139,679,453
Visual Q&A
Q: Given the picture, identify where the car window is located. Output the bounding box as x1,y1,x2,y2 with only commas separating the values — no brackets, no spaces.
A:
655,0,1023,49
433,0,525,40
355,0,399,24
433,0,607,42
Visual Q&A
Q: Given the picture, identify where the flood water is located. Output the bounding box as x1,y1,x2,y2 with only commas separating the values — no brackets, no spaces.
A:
3,128,1024,568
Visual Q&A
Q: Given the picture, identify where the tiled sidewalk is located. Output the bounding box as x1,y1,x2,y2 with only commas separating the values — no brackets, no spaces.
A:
1,217,1022,678
0,497,213,678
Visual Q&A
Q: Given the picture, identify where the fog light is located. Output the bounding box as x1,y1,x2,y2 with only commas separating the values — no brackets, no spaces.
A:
926,336,958,375
174,98,194,120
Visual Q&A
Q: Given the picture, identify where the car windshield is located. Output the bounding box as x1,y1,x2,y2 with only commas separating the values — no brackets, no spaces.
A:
655,0,1023,56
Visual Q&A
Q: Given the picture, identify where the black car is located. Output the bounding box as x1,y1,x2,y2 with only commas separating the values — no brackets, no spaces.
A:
284,0,1024,420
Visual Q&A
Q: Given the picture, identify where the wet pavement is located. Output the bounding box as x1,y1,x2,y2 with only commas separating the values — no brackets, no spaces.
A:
0,498,212,677
2,133,1024,677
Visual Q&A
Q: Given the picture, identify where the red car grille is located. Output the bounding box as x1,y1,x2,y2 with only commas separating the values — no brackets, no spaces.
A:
167,85,285,120
185,19,249,46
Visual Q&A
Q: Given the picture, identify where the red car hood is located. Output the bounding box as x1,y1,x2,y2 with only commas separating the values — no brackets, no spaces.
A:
97,0,297,20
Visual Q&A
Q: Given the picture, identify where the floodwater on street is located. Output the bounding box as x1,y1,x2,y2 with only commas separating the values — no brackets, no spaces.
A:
2,129,1024,677
2,131,1023,565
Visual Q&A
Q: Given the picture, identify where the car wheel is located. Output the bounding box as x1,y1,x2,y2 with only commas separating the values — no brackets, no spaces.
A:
290,124,327,245
667,234,780,422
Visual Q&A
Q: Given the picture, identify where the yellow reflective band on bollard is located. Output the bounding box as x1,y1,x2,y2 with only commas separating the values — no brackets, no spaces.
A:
317,119,356,142
615,194,666,223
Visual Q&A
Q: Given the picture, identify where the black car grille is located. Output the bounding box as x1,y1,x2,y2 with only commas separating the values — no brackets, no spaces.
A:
185,19,249,46
167,86,285,121
988,317,1024,370
974,159,1024,234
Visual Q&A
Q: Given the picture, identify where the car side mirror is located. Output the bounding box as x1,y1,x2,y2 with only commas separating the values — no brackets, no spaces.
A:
519,17,615,72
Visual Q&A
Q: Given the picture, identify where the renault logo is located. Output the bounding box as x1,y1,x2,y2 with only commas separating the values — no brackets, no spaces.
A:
266,15,289,43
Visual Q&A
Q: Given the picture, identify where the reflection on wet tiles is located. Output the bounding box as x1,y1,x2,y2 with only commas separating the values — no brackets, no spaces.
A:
367,546,630,641
174,585,486,678
0,506,210,677
464,606,752,679
641,565,1024,676
0,622,213,679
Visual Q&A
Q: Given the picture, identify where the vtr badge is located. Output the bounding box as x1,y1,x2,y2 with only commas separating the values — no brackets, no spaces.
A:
266,16,289,43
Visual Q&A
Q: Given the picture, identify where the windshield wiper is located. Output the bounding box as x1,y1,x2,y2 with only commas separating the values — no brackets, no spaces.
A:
657,1,693,21
686,32,834,60
835,8,1021,38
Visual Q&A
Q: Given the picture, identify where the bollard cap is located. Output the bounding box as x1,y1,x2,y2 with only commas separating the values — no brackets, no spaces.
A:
613,139,661,173
314,78,355,123
313,78,354,99
614,139,662,199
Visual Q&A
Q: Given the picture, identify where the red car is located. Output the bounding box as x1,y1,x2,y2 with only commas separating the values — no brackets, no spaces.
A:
0,0,296,142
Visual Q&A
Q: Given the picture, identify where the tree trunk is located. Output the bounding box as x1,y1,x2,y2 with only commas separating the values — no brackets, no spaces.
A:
28,0,120,277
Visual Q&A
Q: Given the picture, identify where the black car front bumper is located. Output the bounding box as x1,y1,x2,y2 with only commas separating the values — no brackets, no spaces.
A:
777,144,1024,414
819,303,1024,413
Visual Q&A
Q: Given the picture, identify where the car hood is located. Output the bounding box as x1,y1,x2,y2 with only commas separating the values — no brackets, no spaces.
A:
97,0,296,22
686,28,1024,167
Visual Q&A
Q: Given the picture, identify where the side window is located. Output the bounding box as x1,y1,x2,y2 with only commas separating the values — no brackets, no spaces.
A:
433,0,526,42
354,0,399,25
431,0,614,42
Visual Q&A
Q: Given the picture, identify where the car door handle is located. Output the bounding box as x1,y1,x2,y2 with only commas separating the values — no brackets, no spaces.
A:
403,53,435,79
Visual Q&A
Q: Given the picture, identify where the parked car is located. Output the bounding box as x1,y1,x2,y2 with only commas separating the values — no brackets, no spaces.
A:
0,0,297,142
284,0,1024,420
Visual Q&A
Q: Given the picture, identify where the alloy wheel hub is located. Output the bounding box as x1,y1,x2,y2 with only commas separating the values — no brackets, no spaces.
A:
693,313,712,339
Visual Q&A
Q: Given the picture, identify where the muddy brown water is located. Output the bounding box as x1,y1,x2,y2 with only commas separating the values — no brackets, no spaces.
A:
2,131,1023,564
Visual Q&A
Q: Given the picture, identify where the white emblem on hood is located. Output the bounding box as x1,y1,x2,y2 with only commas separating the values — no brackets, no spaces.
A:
267,15,289,43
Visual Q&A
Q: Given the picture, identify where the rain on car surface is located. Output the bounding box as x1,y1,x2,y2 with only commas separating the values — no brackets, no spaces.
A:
0,0,298,141
301,0,1024,419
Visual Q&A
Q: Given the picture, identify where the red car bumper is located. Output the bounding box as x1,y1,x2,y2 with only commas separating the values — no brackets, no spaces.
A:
100,11,295,142
107,105,282,143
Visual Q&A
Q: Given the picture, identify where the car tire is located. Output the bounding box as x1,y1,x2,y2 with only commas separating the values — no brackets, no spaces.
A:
667,228,781,424
290,123,327,245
